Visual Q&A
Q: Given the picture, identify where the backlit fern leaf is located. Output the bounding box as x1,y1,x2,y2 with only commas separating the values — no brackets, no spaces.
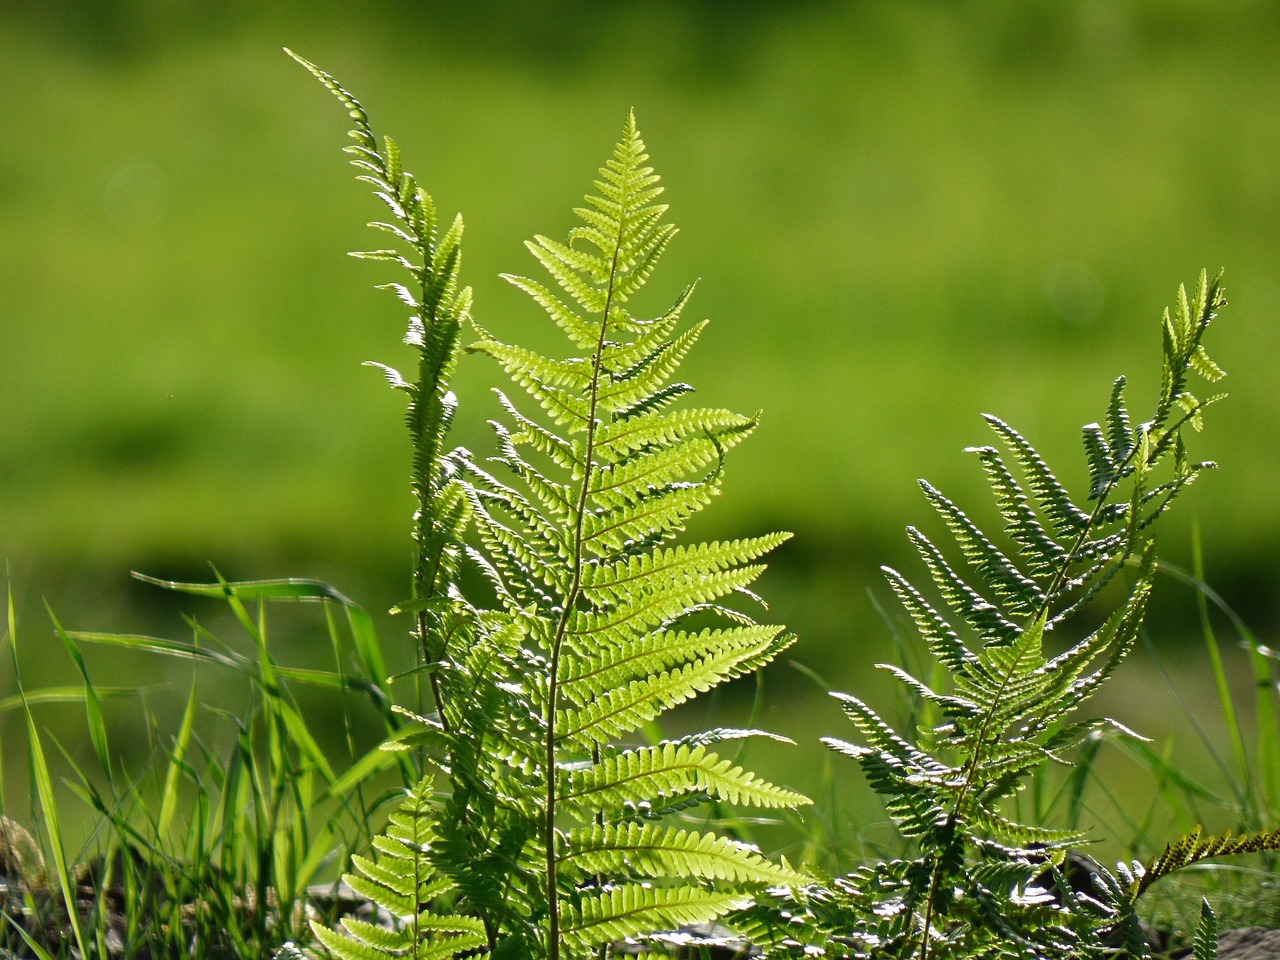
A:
557,740,808,819
310,777,488,960
805,272,1228,959
468,112,809,958
287,48,473,709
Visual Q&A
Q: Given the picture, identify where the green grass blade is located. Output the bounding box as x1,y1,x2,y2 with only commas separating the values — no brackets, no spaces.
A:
325,729,421,799
8,586,88,957
0,685,136,713
4,914,58,960
158,677,199,840
1163,547,1280,825
67,629,245,669
21,698,88,956
1189,525,1250,808
49,605,112,777
136,570,393,705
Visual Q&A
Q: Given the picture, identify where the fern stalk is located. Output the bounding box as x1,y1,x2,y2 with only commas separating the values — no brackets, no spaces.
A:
539,135,632,960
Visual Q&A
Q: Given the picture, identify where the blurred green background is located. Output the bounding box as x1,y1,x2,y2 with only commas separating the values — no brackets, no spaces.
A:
3,0,1280,863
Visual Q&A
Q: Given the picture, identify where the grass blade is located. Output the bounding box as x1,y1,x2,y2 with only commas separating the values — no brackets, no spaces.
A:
9,583,88,955
158,677,199,841
49,605,112,778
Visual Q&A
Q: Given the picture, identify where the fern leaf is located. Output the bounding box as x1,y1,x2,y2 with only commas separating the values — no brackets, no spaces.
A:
558,740,808,818
562,885,750,950
557,639,786,746
1129,825,1280,902
579,535,789,606
561,823,807,886
594,406,755,460
560,623,785,706
821,274,1227,958
1193,899,1218,960
462,112,806,956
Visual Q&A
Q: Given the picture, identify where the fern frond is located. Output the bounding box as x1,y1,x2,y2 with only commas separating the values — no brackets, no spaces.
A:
561,623,784,706
466,112,806,958
311,776,490,960
558,740,808,818
561,885,750,950
1129,825,1280,902
556,637,786,747
561,824,807,886
822,273,1228,958
291,49,476,746
1193,899,1218,960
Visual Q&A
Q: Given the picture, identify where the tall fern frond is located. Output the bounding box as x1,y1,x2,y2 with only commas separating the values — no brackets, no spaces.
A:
797,272,1227,959
467,113,809,959
288,49,474,723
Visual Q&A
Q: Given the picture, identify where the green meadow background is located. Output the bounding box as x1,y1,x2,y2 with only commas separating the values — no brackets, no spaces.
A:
3,0,1280,864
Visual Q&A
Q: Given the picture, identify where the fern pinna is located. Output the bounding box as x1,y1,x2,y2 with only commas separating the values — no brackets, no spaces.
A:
463,113,810,959
746,274,1228,959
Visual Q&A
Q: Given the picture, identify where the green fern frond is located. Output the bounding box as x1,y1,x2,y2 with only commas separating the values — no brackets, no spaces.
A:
465,113,807,959
555,638,785,746
560,824,807,886
310,776,488,960
561,885,750,950
1193,899,1218,960
558,740,807,818
289,48,475,727
560,622,785,703
819,273,1227,958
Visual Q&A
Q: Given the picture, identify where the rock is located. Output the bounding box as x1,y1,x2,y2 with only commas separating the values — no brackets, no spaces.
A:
1216,927,1280,960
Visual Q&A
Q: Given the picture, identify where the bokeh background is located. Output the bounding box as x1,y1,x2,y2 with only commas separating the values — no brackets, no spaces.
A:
3,0,1280,864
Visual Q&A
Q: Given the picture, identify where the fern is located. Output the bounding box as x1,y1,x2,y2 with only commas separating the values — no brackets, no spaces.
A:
297,57,808,960
290,49,1259,960
286,49,473,730
1123,825,1280,903
1192,899,1217,960
310,777,488,960
738,273,1229,959
292,50,541,959
463,112,810,960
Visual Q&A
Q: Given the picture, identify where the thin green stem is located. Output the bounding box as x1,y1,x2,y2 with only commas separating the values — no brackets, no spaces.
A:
543,219,626,960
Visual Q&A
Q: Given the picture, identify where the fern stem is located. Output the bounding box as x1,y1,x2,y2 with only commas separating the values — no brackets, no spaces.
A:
542,201,627,960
